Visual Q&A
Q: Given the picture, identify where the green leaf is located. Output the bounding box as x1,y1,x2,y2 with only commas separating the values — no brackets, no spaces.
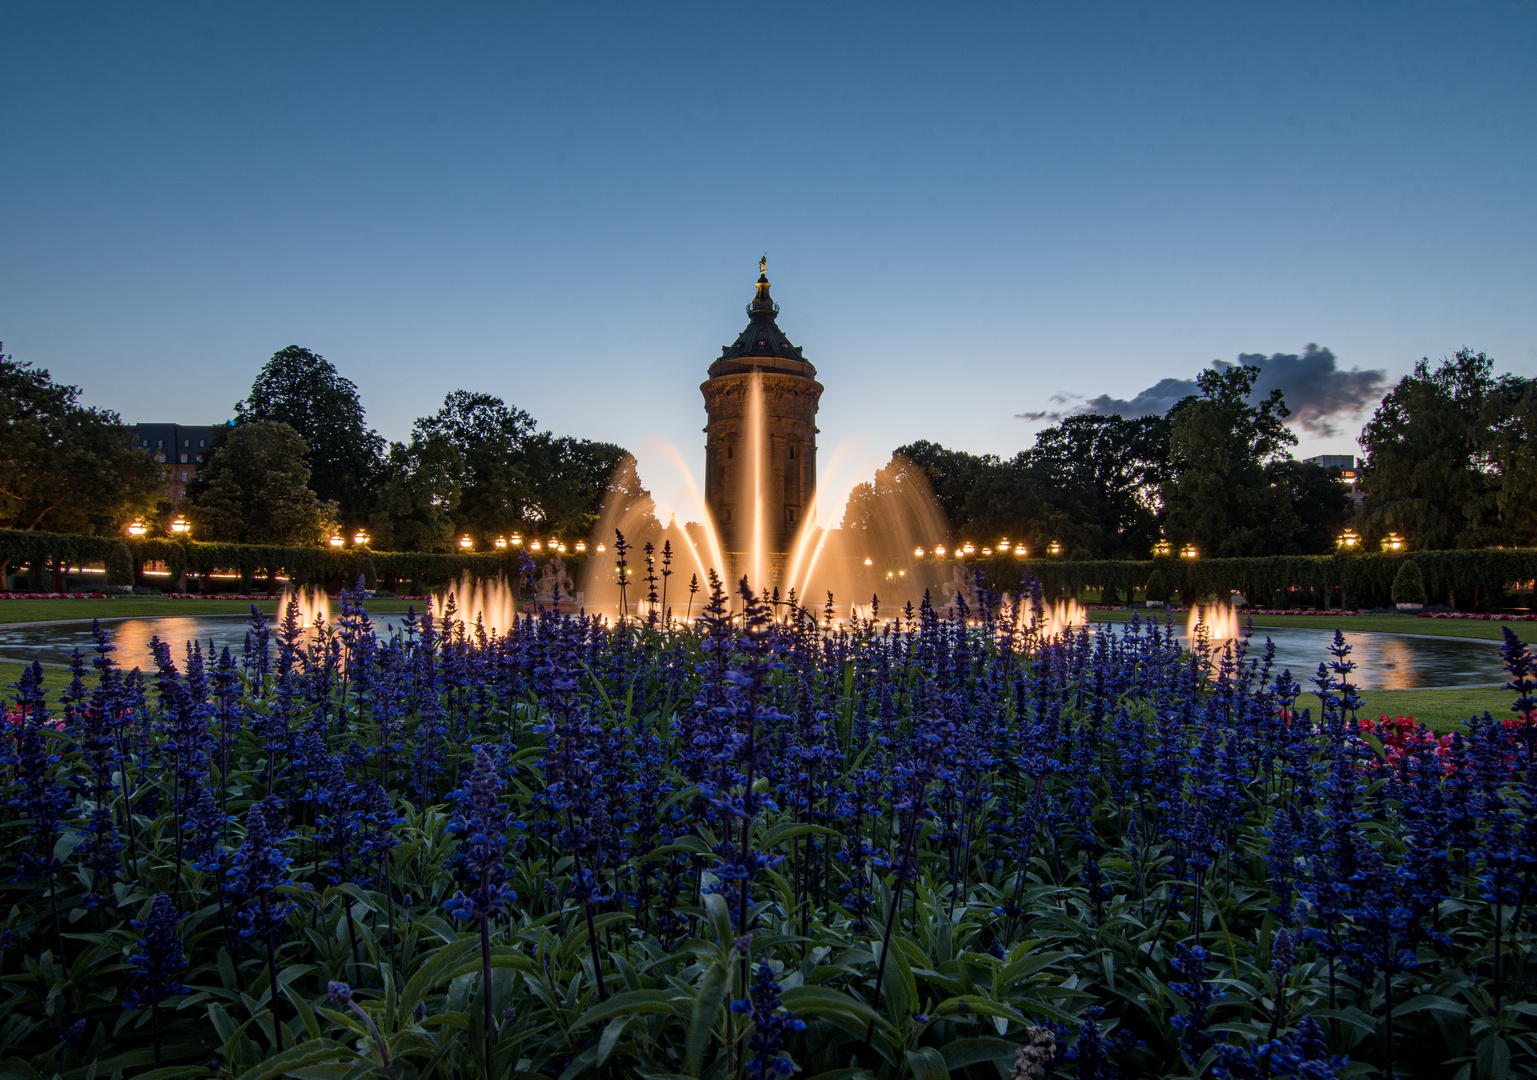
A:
938,1036,1021,1070
685,958,729,1078
1398,994,1468,1018
596,1015,632,1069
571,988,685,1030
780,986,890,1032
1477,1033,1510,1080
230,1040,354,1080
905,1046,949,1080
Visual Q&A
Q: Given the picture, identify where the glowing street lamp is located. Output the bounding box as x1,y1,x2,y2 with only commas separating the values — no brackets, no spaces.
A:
328,535,345,548
353,530,371,546
169,516,191,535
1047,541,1062,556
596,542,607,553
1180,543,1199,559
1153,539,1172,558
510,532,523,546
575,541,587,552
863,556,873,566
934,544,947,556
914,547,925,558
1336,529,1361,550
1014,545,1028,557
962,542,975,555
126,520,147,537
1382,532,1406,552
494,536,508,549
458,535,474,550
529,540,542,552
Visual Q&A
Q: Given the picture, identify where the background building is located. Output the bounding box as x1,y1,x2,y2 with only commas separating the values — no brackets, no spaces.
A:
1304,453,1362,506
134,423,218,503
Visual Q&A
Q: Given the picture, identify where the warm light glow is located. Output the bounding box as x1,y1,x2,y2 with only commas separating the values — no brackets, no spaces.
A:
1189,602,1240,643
353,531,370,546
1337,529,1361,549
1180,543,1199,559
1382,532,1406,552
1153,538,1172,558
962,542,975,554
982,547,994,556
548,538,559,548
1048,541,1062,556
1014,546,1027,557
934,545,947,556
169,516,191,534
557,542,567,553
575,541,587,552
596,542,606,553
898,569,906,577
914,547,925,558
126,520,147,537
494,536,507,549
863,556,873,566
458,535,474,549
328,535,344,548
529,540,542,551
510,532,523,546
886,571,893,579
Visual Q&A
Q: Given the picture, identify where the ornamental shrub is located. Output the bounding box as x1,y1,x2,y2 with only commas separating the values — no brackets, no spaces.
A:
105,542,134,587
1145,567,1170,603
1392,558,1427,605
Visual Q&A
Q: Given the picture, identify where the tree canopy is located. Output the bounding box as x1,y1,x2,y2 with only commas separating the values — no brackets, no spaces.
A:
188,420,338,545
1358,349,1533,549
0,347,161,535
235,346,384,523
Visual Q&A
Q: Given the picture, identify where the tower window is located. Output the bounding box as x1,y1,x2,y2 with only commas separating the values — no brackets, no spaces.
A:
727,446,733,459
789,446,795,459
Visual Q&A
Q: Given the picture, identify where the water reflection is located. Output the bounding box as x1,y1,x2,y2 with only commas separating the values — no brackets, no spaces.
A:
0,614,1512,690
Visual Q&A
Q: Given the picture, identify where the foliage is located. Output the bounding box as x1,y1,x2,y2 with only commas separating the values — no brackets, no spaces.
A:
1358,349,1535,550
104,542,134,588
188,421,340,546
4,578,1537,1079
1272,460,1356,557
235,346,385,524
368,435,465,553
1391,559,1427,606
1144,566,1170,603
1161,365,1300,556
0,344,161,537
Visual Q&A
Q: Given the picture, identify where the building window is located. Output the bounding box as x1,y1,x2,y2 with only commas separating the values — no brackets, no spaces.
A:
180,454,188,463
199,440,206,447
727,446,733,459
789,446,795,459
180,471,188,481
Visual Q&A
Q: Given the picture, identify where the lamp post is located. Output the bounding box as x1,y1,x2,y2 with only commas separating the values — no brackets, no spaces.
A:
328,535,344,548
934,544,947,557
126,521,147,537
353,531,371,547
1047,541,1062,556
494,536,507,549
1382,532,1406,552
1336,529,1361,550
1153,539,1172,558
458,535,473,550
1180,544,1199,560
170,516,191,535
913,547,925,558
575,541,587,553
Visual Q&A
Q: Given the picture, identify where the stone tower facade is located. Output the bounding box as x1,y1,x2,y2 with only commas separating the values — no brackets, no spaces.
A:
701,260,823,562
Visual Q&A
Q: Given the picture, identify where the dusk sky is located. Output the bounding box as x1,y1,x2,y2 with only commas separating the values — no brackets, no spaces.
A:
3,2,1534,521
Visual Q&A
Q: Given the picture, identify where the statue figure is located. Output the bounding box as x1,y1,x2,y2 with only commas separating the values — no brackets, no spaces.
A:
534,554,576,610
941,560,976,615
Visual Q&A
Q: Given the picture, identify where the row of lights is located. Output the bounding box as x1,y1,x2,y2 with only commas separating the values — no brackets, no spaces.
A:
1338,529,1407,552
126,516,191,537
456,534,596,554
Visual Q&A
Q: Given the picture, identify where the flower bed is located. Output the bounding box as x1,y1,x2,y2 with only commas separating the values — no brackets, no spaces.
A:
3,584,1535,1077
1419,610,1537,621
0,592,110,599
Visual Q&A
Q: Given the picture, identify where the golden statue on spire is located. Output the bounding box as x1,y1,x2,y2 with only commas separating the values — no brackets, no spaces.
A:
759,254,767,275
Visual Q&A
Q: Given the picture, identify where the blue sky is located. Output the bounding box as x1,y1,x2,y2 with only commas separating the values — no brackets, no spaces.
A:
2,1,1533,515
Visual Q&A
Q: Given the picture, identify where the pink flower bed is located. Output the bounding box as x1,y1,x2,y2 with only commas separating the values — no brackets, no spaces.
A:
0,592,110,599
1418,611,1537,621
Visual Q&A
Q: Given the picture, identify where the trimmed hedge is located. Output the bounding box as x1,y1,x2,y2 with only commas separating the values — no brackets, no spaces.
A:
967,548,1537,610
0,528,588,592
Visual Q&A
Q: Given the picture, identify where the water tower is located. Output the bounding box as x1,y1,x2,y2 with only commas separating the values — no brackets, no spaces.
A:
701,259,823,577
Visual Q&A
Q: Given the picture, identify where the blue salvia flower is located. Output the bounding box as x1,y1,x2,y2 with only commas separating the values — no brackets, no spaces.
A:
1266,1015,1347,1078
9,663,70,885
1064,1006,1118,1080
227,803,295,941
444,745,517,921
729,960,805,1079
124,892,187,1066
1170,943,1218,1066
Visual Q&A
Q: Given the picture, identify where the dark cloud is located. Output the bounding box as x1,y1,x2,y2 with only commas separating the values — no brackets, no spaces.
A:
1016,345,1387,436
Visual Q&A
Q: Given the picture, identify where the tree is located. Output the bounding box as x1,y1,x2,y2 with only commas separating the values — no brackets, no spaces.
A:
520,433,631,537
188,421,337,545
891,440,997,535
0,347,161,537
1357,350,1520,549
367,435,464,553
412,391,537,537
1275,460,1356,555
1160,365,1300,556
1021,414,1171,559
235,347,383,524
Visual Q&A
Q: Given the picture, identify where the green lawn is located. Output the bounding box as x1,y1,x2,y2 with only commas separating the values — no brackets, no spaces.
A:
1331,685,1517,733
0,595,425,625
1088,607,1532,643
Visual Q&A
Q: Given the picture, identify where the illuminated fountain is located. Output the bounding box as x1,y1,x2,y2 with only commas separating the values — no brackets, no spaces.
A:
582,259,953,622
1188,602,1242,644
277,586,330,630
431,574,517,637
